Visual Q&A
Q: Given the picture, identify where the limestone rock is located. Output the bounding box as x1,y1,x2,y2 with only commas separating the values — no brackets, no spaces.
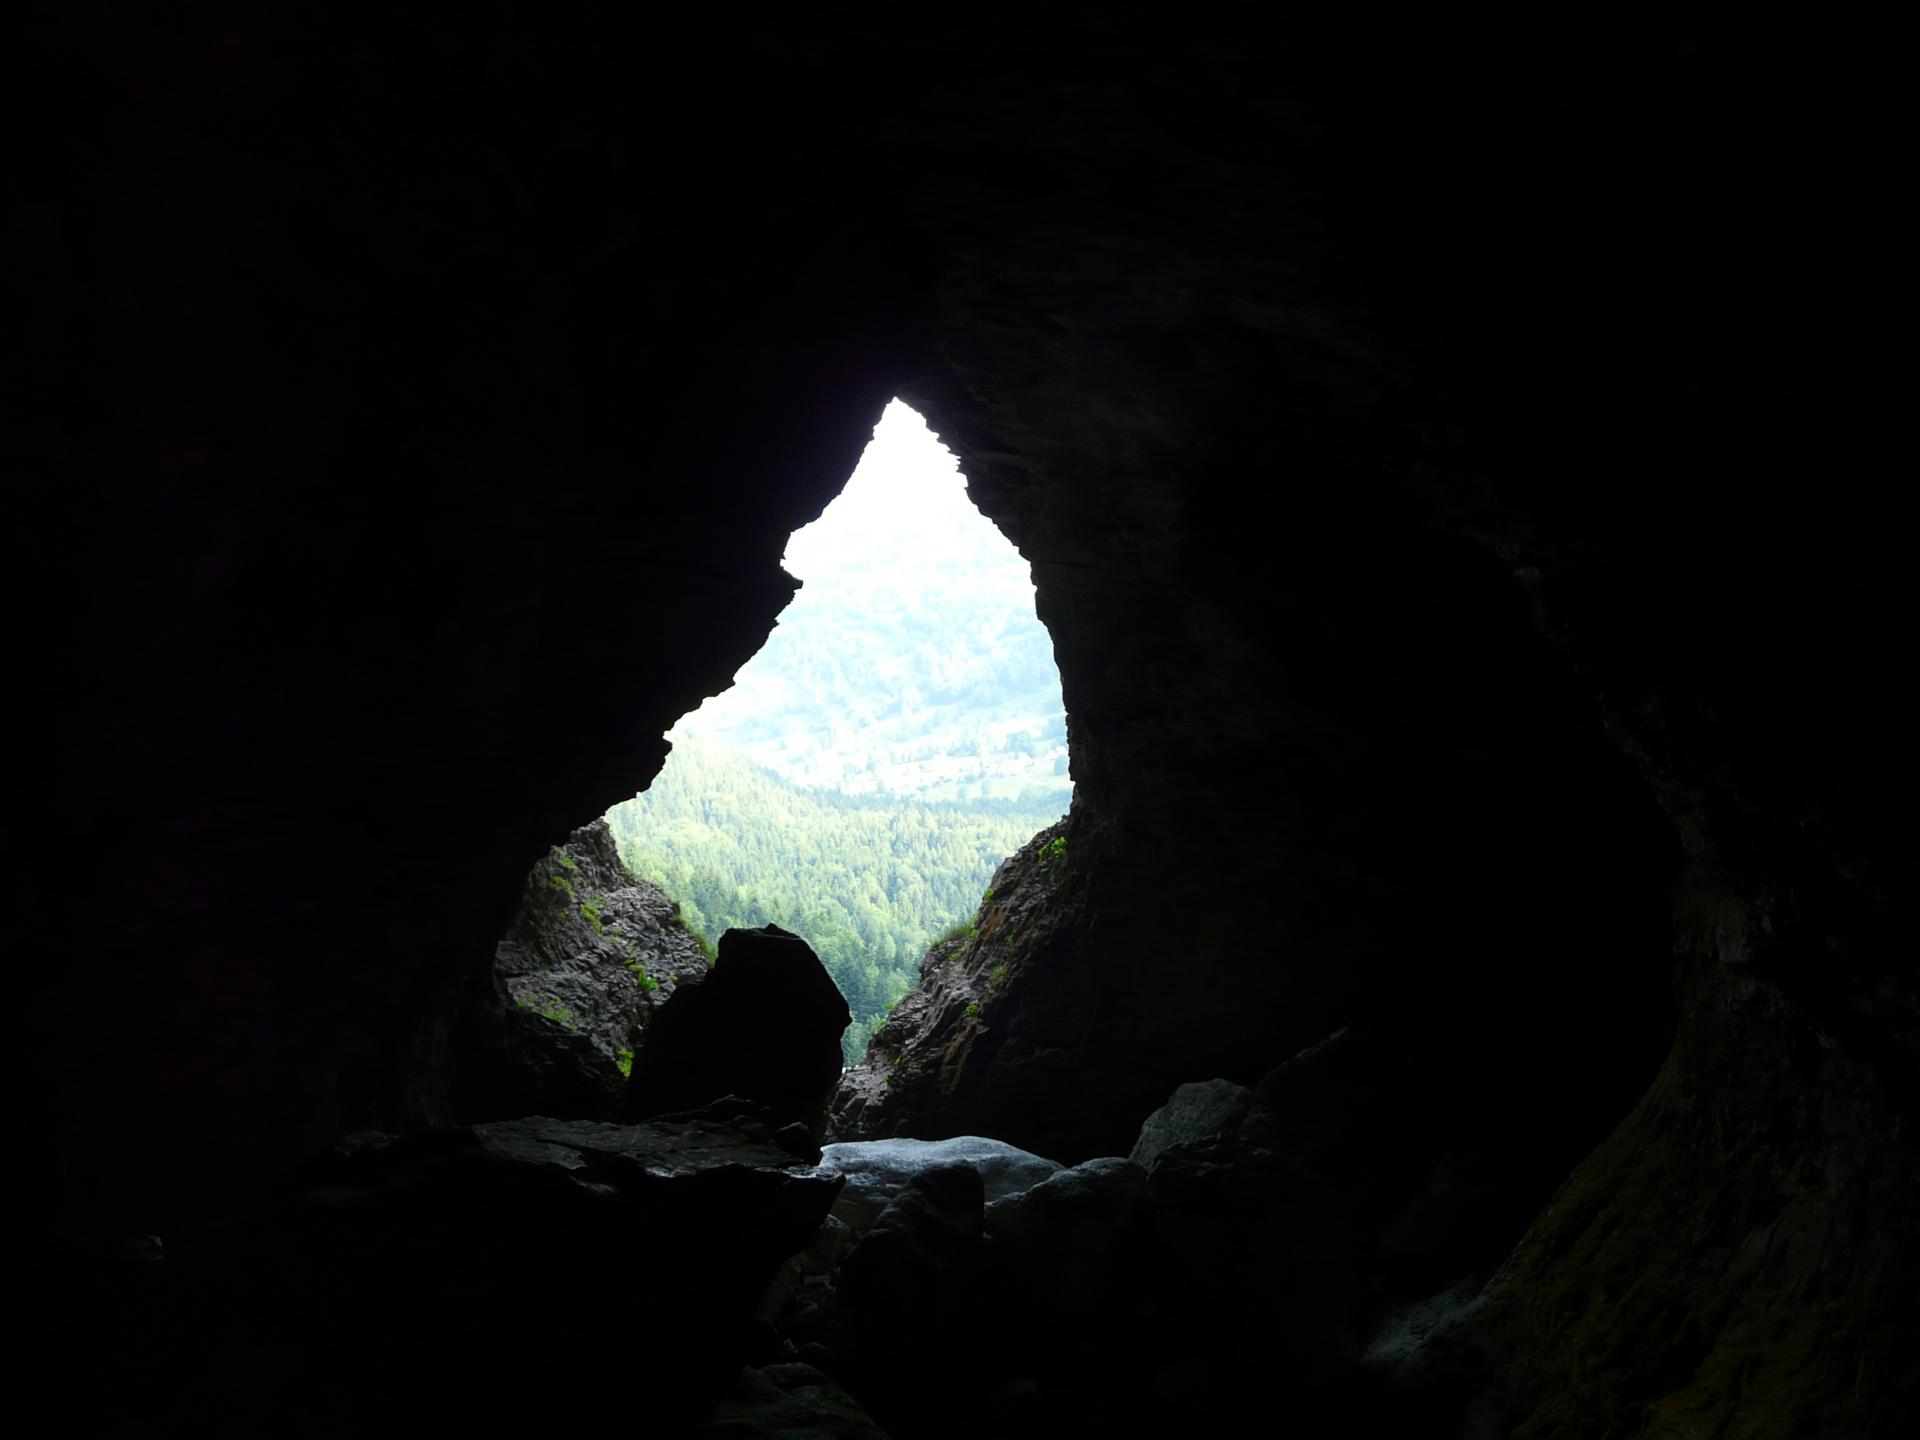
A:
627,924,851,1136
827,819,1076,1145
834,1165,988,1432
465,819,713,1118
1129,1079,1257,1171
697,1364,894,1440
817,1135,1062,1234
985,1154,1148,1236
1360,1280,1488,1386
1473,873,1920,1439
475,1016,627,1121
984,1156,1152,1364
1144,1135,1368,1407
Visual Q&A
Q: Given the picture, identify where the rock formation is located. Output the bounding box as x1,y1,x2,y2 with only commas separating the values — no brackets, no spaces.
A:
816,1135,1062,1234
103,1107,844,1438
829,819,1083,1144
20,9,1910,1437
696,1364,893,1440
466,818,712,1117
626,924,851,1136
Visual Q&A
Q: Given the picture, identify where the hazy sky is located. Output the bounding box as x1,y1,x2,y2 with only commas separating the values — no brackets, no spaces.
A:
780,400,1003,583
663,399,1066,803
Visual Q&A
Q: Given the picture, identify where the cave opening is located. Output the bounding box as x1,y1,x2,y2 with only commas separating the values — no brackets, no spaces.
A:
495,399,1072,1091
27,10,1908,1434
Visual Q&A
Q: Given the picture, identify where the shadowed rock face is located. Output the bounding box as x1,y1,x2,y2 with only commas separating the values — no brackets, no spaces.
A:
19,9,1909,1436
828,819,1084,1146
455,818,716,1118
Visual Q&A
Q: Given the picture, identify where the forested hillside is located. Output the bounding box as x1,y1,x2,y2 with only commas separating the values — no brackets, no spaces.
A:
607,739,1063,1062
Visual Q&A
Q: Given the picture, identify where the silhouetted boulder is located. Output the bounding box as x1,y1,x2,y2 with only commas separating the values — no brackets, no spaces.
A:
627,924,851,1136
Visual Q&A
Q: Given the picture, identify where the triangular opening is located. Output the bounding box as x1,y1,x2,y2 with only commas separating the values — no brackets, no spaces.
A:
607,400,1070,1060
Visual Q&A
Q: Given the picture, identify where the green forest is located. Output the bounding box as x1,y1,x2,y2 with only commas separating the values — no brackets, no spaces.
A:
607,738,1063,1062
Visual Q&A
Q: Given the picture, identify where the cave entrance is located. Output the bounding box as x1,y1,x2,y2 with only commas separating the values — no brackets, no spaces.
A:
605,400,1071,1062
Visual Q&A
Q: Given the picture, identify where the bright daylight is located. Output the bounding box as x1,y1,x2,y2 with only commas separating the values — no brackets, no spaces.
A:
606,401,1071,1060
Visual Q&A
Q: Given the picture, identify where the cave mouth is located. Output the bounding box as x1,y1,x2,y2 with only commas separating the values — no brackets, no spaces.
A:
604,400,1073,1061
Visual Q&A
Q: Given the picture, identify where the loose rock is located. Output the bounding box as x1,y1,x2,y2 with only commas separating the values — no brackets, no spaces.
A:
1129,1078,1257,1171
817,1135,1061,1233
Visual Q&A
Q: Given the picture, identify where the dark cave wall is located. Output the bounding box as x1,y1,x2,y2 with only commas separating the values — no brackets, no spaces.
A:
16,4,922,1230
15,9,1911,1433
882,25,1691,1185
1306,23,1915,1431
